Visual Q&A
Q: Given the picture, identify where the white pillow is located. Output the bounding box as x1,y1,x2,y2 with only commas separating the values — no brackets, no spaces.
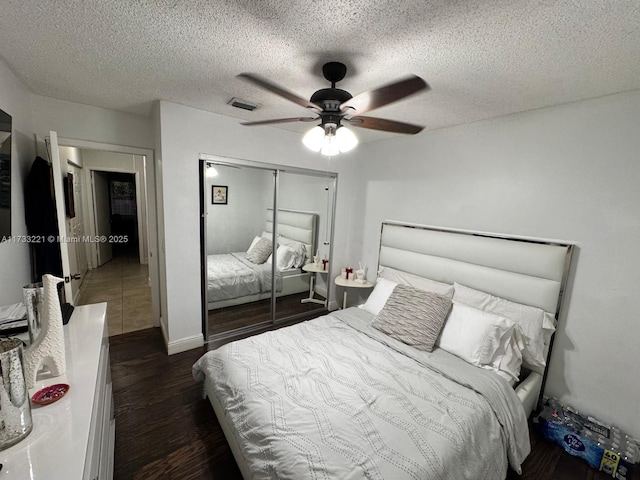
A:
438,303,516,368
247,236,262,253
453,282,553,368
378,267,454,299
267,244,297,270
358,278,397,315
277,236,308,268
485,321,525,382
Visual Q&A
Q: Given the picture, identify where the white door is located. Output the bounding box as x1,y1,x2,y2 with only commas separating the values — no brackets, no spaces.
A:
49,131,76,304
66,163,88,302
92,170,113,266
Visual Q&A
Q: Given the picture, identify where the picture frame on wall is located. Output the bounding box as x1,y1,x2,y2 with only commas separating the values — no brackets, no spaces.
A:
212,185,228,205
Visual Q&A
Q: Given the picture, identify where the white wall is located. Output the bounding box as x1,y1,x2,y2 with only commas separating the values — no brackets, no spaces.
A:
206,165,272,254
157,101,359,353
0,60,36,304
30,95,154,149
353,89,640,438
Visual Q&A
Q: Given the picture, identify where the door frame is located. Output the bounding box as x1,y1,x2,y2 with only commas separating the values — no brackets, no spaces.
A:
53,137,161,327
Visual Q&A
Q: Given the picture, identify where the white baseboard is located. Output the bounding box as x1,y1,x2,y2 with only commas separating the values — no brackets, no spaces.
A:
167,333,204,355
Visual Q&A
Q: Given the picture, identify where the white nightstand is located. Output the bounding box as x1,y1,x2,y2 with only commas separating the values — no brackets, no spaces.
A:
334,275,374,309
302,263,329,306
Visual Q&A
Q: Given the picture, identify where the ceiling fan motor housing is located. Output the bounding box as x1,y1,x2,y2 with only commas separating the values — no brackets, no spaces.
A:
310,88,352,111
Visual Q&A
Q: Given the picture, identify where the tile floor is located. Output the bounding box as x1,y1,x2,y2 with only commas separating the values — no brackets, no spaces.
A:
77,252,153,336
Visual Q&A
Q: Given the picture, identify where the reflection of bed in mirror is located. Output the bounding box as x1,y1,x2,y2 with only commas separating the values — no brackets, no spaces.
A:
207,209,318,311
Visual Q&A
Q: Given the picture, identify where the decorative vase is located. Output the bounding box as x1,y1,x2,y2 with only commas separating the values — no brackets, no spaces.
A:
0,338,33,450
23,274,66,389
23,282,44,345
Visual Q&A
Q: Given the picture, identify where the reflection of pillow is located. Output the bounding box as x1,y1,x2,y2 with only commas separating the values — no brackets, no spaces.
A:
453,283,552,368
247,236,262,253
277,236,307,267
358,278,397,315
246,237,272,264
438,303,520,377
372,285,452,352
267,245,297,270
379,267,454,299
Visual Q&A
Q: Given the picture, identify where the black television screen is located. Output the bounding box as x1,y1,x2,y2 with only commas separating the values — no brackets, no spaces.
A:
0,108,11,240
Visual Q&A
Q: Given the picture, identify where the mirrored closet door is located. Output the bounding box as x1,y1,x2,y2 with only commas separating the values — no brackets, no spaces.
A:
274,171,335,322
200,156,337,342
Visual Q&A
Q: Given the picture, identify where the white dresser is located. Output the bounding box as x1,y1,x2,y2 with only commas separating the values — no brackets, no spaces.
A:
0,303,115,479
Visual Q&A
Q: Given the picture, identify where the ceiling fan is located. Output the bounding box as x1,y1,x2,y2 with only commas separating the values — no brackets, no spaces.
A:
238,62,430,155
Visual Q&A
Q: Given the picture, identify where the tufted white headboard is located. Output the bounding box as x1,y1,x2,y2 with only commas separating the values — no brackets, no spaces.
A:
378,222,574,411
265,208,318,263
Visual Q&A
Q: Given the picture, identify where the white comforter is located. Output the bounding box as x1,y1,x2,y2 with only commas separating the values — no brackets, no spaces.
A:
207,252,280,303
193,308,531,480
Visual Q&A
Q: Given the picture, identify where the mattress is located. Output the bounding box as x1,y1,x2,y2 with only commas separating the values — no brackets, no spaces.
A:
279,266,303,278
193,307,531,479
207,252,282,302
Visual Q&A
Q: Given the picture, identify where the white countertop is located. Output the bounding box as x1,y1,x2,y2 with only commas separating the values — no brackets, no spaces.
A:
302,263,329,274
0,303,107,479
334,275,374,288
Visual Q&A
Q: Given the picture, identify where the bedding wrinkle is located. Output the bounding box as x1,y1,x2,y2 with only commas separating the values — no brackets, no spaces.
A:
232,342,331,479
207,252,283,303
192,308,530,479
263,339,385,479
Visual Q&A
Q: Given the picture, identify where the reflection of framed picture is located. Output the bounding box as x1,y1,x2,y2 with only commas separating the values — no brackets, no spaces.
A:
212,185,228,205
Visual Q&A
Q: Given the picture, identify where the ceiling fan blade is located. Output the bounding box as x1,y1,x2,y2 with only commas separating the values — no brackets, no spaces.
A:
241,117,317,126
238,73,321,112
340,75,429,115
344,116,424,134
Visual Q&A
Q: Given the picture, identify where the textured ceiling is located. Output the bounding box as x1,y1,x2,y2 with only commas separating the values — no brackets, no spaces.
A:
1,1,639,142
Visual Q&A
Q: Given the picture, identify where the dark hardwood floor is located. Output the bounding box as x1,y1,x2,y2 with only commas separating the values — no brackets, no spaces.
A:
207,291,326,336
111,327,624,479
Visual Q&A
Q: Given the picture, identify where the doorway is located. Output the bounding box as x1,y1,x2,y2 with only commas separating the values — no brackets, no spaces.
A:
78,164,152,336
46,135,160,337
91,171,140,264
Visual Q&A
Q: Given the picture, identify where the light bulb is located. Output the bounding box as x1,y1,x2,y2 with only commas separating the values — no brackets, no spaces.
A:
320,135,340,156
335,126,358,152
206,166,218,178
302,126,325,152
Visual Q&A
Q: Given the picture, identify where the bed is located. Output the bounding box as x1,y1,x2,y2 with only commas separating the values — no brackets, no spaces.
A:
207,209,318,310
194,222,574,479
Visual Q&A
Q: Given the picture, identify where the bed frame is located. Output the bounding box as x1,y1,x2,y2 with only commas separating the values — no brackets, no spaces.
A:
207,208,318,310
377,222,574,414
202,221,574,478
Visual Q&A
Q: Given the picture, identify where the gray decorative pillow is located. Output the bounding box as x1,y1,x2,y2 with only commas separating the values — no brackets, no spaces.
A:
246,237,273,264
372,284,452,352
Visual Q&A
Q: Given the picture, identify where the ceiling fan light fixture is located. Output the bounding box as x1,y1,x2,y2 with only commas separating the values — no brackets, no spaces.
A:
320,135,340,156
303,123,358,155
206,165,219,178
335,125,358,153
302,125,325,152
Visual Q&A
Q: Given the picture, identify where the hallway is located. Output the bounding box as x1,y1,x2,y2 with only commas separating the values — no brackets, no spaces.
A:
77,252,153,336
